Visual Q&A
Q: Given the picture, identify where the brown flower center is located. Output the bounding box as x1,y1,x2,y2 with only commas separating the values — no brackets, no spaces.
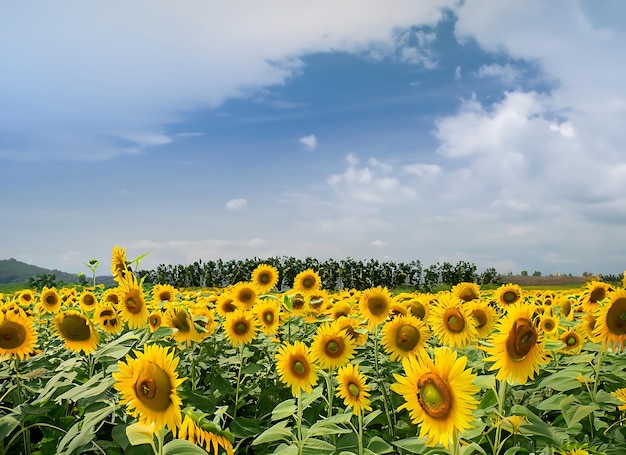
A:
59,314,91,342
396,324,420,351
82,294,96,308
505,318,537,360
606,297,626,335
260,273,270,284
134,363,172,412
324,338,345,358
234,320,249,335
443,308,465,333
348,382,360,397
590,287,606,303
409,301,427,320
45,294,58,306
472,308,488,329
502,290,519,304
263,310,275,324
302,277,315,290
0,321,27,349
291,357,309,376
367,296,388,317
292,294,305,310
124,295,143,314
566,334,579,346
417,372,452,418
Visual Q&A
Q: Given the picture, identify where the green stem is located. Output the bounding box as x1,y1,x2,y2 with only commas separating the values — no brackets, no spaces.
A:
155,427,166,455
357,410,364,455
296,389,303,455
372,324,395,439
232,344,245,419
591,348,605,400
494,379,507,455
324,370,334,419
13,358,31,455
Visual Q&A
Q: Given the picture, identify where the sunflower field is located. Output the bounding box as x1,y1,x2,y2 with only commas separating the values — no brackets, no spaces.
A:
1,247,626,455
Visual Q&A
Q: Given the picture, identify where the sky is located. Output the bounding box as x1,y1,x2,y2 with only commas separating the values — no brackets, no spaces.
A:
1,0,625,277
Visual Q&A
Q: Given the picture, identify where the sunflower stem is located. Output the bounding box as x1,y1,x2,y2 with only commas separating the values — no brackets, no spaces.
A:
591,348,604,401
13,358,31,455
324,370,334,419
296,389,304,455
155,426,166,455
357,409,364,455
232,344,246,420
494,379,507,454
372,323,395,439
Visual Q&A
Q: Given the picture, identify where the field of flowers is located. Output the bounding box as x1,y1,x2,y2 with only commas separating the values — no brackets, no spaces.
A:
1,246,626,455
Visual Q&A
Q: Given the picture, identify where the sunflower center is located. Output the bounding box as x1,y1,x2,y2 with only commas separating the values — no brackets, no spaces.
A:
410,302,426,320
223,301,236,313
443,308,465,333
45,294,58,306
309,297,324,311
82,295,96,307
263,311,274,324
324,338,345,358
292,359,308,376
590,287,606,303
173,311,191,333
106,294,120,305
348,382,360,397
367,296,388,317
159,292,172,301
260,273,270,283
472,308,488,329
458,289,478,302
60,314,91,341
506,318,537,360
566,334,578,346
417,372,452,419
239,289,254,304
0,322,26,349
396,324,420,351
21,293,32,302
100,309,114,318
606,298,626,335
235,321,249,335
134,363,172,412
292,295,305,310
542,319,555,331
302,278,314,289
151,317,160,327
125,297,142,314
502,291,519,304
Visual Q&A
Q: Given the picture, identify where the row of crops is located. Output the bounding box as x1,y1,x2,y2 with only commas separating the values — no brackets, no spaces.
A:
1,246,626,455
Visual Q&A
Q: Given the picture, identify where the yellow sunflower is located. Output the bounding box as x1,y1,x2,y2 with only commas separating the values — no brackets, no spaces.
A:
494,283,523,309
329,299,353,320
190,306,216,339
381,314,430,362
215,293,238,317
117,273,150,330
580,280,612,314
148,311,163,332
556,295,576,320
429,294,477,349
60,287,77,307
0,312,38,359
17,289,35,308
335,317,369,346
305,289,331,316
251,264,280,294
391,347,479,449
336,363,372,415
452,282,481,303
287,293,307,317
612,388,626,411
54,310,100,354
37,286,61,314
469,301,497,339
113,344,186,432
358,286,392,327
223,309,258,347
593,289,626,351
101,288,121,308
230,282,258,311
175,409,235,455
404,297,431,321
293,269,322,295
275,341,319,396
484,303,551,385
94,304,122,335
164,307,201,346
111,244,131,283
558,328,587,355
78,290,99,312
310,321,356,370
537,314,560,339
253,299,281,335
152,284,178,304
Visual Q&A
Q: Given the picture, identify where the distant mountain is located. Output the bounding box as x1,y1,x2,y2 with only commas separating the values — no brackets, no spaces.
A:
0,258,117,287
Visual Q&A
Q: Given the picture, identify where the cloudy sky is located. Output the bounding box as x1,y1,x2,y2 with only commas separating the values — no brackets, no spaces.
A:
2,0,625,276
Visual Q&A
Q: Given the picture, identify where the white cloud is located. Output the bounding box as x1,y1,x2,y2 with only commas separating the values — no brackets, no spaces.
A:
371,239,387,247
226,198,247,210
475,63,520,85
403,163,442,179
299,134,318,151
455,65,462,80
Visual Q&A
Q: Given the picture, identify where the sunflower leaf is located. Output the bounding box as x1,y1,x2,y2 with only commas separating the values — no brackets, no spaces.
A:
271,399,296,421
252,420,294,446
163,439,213,455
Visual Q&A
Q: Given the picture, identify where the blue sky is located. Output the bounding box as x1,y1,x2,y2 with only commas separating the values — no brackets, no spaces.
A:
2,1,625,276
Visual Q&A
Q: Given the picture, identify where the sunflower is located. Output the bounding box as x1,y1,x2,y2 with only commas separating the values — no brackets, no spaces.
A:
37,287,61,314
175,409,235,455
164,307,201,346
580,280,612,314
484,303,551,385
336,363,372,415
117,273,150,330
452,282,481,303
190,306,216,339
358,286,392,327
152,284,178,304
275,341,319,396
592,289,626,351
556,295,576,320
330,299,353,320
54,310,100,354
60,287,77,307
111,245,130,282
469,301,497,339
215,293,238,317
78,290,99,312
223,309,258,347
389,302,408,319
558,328,586,355
336,317,369,346
253,299,281,335
537,314,559,339
113,344,186,432
17,289,35,308
429,294,477,349
0,312,38,359
305,290,331,316
148,311,163,332
251,264,280,294
310,321,355,370
288,293,307,317
381,314,430,362
101,288,121,308
230,282,258,311
93,302,123,334
293,269,322,295
391,347,479,449
612,388,626,411
494,284,523,308
404,297,431,321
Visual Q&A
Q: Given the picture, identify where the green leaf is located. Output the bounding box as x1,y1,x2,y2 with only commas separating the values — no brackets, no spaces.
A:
163,439,211,455
474,374,496,391
535,393,567,412
503,448,530,455
362,409,382,427
479,388,498,409
126,422,156,447
271,399,297,421
537,367,583,392
0,414,20,441
303,438,336,451
252,420,293,446
55,373,115,404
563,403,599,427
367,435,394,454
306,422,351,438
301,386,324,409
512,405,564,446
392,437,427,453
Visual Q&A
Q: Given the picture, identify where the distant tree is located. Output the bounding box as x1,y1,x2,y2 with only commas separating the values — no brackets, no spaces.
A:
27,273,58,289
520,270,528,276
532,271,542,277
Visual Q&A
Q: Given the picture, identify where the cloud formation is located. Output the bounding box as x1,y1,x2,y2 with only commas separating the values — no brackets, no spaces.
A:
299,134,318,151
226,199,247,210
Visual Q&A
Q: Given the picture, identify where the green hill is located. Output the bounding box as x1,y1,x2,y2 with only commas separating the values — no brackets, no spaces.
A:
0,258,81,284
